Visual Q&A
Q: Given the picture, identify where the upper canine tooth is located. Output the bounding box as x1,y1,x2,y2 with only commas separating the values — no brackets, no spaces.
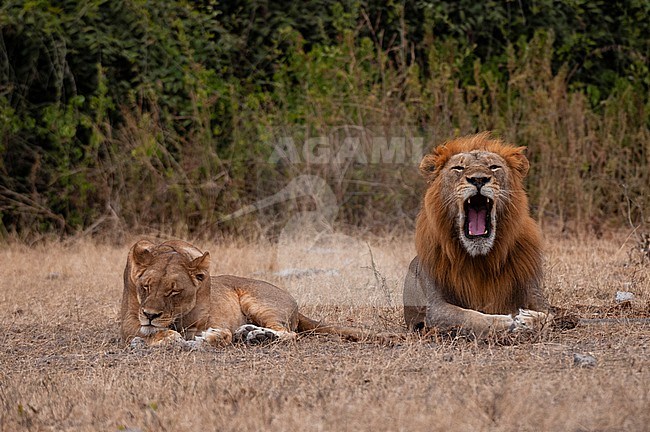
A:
468,198,471,204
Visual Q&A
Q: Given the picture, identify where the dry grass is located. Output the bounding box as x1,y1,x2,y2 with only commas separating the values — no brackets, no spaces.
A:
1,232,649,431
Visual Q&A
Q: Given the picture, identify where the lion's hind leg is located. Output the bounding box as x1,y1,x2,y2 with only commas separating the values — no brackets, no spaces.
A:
234,324,297,344
234,281,301,337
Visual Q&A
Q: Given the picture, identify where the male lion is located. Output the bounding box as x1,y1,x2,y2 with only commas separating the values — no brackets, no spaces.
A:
120,239,376,347
403,133,549,337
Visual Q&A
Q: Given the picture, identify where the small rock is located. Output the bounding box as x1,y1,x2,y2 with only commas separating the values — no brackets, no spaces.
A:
46,272,61,280
573,353,597,368
615,291,634,303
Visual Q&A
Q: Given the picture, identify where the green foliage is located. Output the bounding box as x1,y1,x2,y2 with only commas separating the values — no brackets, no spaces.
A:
0,0,648,239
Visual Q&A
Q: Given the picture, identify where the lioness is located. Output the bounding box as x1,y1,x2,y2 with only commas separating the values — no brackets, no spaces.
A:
404,133,549,337
120,239,376,347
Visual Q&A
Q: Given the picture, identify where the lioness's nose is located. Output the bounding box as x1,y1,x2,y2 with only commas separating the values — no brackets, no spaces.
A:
142,310,162,321
467,176,491,189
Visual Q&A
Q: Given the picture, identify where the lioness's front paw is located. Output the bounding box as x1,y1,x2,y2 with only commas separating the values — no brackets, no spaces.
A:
509,309,548,332
149,329,186,346
195,327,232,347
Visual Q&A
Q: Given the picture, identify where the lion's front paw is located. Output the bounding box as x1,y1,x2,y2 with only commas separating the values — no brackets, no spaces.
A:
509,309,548,332
129,330,187,349
130,337,148,349
149,329,186,346
194,327,232,347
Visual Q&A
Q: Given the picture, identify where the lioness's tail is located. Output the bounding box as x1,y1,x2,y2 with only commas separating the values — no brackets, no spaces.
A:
297,313,398,344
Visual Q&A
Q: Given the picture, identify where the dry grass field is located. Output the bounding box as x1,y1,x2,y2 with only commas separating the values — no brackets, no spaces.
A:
1,231,649,431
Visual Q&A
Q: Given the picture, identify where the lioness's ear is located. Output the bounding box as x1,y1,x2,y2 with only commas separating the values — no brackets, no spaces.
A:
132,240,155,267
509,146,530,177
419,154,437,181
189,252,211,282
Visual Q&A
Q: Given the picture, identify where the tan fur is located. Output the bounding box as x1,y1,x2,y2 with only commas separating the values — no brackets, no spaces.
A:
403,133,549,336
120,239,381,347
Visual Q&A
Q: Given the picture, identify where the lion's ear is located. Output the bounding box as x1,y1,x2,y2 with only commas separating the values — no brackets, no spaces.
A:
189,251,211,282
132,240,155,267
419,154,437,181
509,146,530,178
420,144,451,181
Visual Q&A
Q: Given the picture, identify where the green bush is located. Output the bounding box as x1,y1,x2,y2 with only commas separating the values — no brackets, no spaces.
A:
0,0,647,239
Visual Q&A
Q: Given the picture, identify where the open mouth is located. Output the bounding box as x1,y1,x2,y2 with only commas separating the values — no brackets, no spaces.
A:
463,194,493,238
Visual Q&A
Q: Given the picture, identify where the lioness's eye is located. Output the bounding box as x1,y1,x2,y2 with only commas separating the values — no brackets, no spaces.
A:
167,290,181,297
489,165,502,171
141,284,150,292
451,165,464,172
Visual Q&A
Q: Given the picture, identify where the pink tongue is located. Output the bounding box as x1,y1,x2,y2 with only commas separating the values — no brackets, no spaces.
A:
468,208,487,236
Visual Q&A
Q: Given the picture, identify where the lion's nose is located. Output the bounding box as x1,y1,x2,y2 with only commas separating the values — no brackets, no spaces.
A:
142,310,162,322
467,176,491,190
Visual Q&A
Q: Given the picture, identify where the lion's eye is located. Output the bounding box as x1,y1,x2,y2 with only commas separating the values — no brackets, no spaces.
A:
489,165,502,171
141,284,150,292
451,166,464,172
167,290,181,297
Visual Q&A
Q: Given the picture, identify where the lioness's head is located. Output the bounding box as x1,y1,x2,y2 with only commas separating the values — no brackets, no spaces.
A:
419,133,531,257
128,240,211,335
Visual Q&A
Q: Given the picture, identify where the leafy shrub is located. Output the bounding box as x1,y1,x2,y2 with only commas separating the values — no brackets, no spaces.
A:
0,1,647,239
